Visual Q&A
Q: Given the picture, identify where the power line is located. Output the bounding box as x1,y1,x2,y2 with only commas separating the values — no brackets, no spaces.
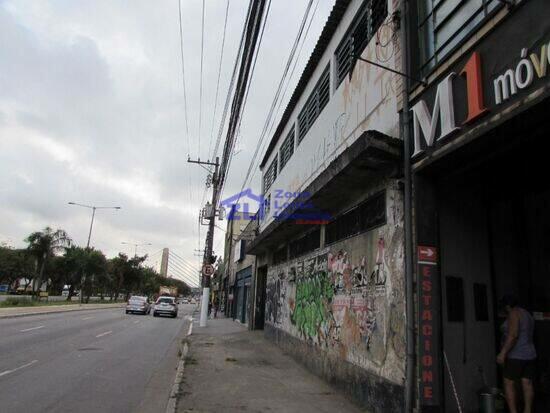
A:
218,0,269,188
219,0,272,199
207,0,231,162
245,0,320,189
198,0,206,156
234,0,315,199
210,3,251,163
177,0,190,143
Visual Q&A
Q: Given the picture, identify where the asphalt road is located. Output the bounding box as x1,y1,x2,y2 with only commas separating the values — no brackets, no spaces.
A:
0,303,195,413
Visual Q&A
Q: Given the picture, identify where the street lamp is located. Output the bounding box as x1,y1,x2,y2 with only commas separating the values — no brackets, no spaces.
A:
68,202,121,248
68,202,121,306
121,241,152,257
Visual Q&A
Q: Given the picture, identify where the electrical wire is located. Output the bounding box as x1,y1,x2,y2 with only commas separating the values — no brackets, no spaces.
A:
198,0,206,156
219,0,272,199
207,0,231,162
222,0,315,205
218,0,270,189
245,0,320,189
177,0,190,145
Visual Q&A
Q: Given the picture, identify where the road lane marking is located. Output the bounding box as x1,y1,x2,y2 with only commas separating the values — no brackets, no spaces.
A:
0,360,38,377
95,330,112,338
19,325,45,332
133,320,140,324
82,316,94,320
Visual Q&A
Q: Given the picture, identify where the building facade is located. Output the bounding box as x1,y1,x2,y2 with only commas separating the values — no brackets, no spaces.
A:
222,206,257,326
220,0,550,411
407,0,550,411
247,0,408,411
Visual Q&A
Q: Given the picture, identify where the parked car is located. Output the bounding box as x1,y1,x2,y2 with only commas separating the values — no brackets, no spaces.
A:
181,298,190,304
125,296,151,315
153,296,178,318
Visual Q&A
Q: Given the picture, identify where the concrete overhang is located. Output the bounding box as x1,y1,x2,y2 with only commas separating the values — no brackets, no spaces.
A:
247,130,403,255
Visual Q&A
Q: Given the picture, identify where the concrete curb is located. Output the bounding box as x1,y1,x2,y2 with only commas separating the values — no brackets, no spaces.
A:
165,316,193,413
0,304,125,320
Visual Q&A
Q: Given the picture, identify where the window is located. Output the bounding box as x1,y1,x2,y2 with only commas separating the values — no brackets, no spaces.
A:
416,0,503,77
263,157,278,192
325,191,386,245
289,227,321,260
335,0,388,86
279,126,295,172
297,65,330,143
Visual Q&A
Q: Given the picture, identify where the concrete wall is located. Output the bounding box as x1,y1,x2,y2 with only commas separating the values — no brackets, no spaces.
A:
264,185,405,410
260,0,402,231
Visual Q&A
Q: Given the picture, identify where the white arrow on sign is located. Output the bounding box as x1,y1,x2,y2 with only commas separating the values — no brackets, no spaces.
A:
420,248,434,257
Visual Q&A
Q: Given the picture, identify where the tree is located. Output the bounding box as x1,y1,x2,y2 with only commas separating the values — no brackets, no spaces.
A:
0,247,35,287
25,227,71,294
81,249,107,303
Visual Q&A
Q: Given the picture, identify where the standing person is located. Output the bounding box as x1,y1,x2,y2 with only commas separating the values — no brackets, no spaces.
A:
213,297,219,318
497,295,537,413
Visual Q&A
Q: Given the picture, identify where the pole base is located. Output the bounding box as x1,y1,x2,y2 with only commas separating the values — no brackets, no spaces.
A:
199,287,209,327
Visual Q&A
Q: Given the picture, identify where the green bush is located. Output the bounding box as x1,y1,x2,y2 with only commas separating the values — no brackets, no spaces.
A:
1,296,35,307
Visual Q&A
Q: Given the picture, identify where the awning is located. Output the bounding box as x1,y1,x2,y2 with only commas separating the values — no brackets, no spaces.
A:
247,130,402,255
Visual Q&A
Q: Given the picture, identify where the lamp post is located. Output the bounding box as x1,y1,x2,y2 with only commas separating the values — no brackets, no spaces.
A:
68,202,121,248
121,242,152,257
68,202,121,304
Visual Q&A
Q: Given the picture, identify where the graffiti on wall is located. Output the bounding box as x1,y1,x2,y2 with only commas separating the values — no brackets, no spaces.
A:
266,237,390,350
290,254,333,340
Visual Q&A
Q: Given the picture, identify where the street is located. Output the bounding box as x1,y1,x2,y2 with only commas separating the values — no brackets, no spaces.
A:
0,303,195,413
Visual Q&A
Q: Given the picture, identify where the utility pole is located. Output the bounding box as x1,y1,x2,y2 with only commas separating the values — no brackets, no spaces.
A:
188,156,220,327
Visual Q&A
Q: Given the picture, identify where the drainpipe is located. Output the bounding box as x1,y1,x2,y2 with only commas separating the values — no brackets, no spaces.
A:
400,1,416,411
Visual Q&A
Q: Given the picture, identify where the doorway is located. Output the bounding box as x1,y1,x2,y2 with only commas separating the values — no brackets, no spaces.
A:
254,266,267,330
434,119,550,411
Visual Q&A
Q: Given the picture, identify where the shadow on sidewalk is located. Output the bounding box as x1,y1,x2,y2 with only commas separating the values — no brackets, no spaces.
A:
177,317,365,413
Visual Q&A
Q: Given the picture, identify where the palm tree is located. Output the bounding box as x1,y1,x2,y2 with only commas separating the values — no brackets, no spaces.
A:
25,227,71,295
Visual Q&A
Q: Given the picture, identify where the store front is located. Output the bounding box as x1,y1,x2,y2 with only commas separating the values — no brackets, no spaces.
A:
235,266,252,324
410,1,550,410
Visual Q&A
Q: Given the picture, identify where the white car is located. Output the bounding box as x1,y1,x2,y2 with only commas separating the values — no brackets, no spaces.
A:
153,296,178,318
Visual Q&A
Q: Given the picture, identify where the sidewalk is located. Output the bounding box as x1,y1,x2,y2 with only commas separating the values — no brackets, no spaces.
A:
176,317,365,413
0,302,124,319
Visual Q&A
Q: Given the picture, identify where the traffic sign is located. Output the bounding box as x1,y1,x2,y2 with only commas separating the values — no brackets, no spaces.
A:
202,264,214,276
418,246,437,263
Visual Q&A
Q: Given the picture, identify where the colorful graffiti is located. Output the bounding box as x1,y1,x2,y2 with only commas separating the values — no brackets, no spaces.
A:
328,237,387,295
269,242,398,365
291,266,334,340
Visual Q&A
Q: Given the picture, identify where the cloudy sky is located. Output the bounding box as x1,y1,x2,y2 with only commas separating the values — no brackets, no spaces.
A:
0,0,333,285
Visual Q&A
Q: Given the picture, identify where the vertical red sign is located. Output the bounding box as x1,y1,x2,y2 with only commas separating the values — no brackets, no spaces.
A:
418,246,440,406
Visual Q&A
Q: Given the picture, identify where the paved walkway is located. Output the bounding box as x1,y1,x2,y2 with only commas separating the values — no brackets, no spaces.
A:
177,317,365,413
0,303,124,318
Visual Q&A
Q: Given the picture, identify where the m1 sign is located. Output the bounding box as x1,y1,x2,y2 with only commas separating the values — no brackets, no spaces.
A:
411,52,491,158
410,0,550,160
